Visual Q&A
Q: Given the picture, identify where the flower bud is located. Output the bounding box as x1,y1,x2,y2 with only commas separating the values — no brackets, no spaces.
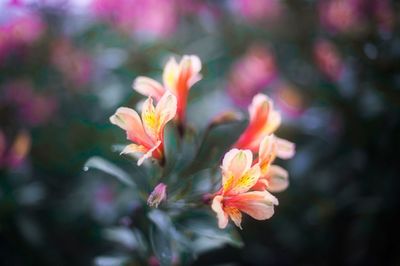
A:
147,183,167,208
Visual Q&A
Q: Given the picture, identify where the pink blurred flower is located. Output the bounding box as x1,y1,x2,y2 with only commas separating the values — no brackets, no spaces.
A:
313,39,344,82
0,130,31,169
91,0,178,39
273,83,305,119
319,0,365,34
372,0,395,33
231,0,283,23
0,10,45,62
51,39,93,87
1,81,58,126
227,45,278,107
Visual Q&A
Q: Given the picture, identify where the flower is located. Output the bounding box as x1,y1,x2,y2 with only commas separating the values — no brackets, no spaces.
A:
251,135,289,192
91,0,178,39
147,183,167,208
313,39,344,82
133,55,202,124
110,93,177,165
211,149,278,229
231,0,283,23
234,93,295,158
227,45,277,107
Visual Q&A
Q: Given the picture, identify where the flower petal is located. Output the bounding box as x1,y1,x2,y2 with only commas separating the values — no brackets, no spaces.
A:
225,206,242,229
141,97,158,142
234,191,278,220
211,195,229,229
222,149,253,193
229,164,261,194
133,76,166,101
120,143,148,155
267,165,289,192
137,140,162,166
163,57,179,93
110,107,153,147
275,137,295,159
258,134,276,175
155,92,177,134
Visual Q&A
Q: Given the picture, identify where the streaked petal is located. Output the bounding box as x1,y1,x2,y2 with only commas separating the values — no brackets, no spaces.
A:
211,195,229,229
141,97,158,142
133,77,165,101
225,206,242,229
229,164,261,194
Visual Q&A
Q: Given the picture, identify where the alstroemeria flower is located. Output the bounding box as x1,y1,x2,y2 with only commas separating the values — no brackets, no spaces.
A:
211,149,278,229
252,135,289,192
234,93,295,159
133,55,202,124
110,93,177,165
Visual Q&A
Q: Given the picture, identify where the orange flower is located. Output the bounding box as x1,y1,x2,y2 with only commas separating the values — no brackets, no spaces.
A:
110,93,177,165
211,149,278,229
234,93,295,159
251,135,289,192
133,55,202,124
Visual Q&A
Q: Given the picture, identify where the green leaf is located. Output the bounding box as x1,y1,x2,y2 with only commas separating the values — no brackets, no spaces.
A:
149,224,173,266
83,156,135,187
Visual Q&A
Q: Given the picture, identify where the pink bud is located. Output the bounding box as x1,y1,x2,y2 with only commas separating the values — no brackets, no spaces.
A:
147,183,167,208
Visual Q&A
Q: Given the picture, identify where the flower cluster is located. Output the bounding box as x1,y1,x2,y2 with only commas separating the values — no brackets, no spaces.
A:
110,55,295,229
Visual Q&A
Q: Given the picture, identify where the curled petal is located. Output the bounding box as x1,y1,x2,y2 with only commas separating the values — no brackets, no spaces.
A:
109,107,153,147
234,191,278,220
137,141,162,166
275,137,295,159
133,77,165,101
267,165,289,193
212,195,229,229
120,143,148,155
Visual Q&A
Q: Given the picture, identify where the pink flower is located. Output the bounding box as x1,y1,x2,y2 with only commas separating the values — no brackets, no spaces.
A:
232,0,283,23
51,39,93,87
211,149,278,229
91,0,178,39
227,45,277,107
147,183,167,208
313,39,344,82
234,93,295,159
1,81,57,126
133,55,202,125
319,0,365,34
110,93,177,165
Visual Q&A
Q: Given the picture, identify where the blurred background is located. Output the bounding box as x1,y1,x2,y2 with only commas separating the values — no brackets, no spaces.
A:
0,0,399,265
